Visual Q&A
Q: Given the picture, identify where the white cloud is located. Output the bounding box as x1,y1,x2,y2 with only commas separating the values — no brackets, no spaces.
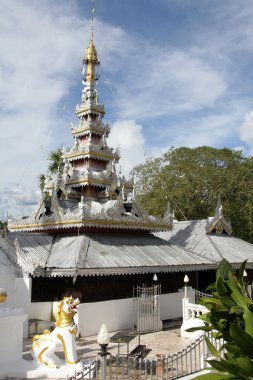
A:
111,45,227,120
0,0,86,219
107,119,146,176
239,111,253,154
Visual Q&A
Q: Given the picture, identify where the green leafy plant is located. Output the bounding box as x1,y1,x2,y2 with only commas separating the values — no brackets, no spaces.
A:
188,260,253,379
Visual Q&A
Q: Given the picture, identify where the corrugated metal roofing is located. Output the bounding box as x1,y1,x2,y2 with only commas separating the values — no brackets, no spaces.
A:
3,231,215,276
6,233,53,271
45,232,215,276
4,218,253,277
47,235,87,268
156,220,253,267
0,248,14,275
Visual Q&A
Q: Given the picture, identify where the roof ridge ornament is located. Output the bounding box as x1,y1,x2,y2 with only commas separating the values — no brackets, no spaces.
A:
91,0,95,42
215,196,223,217
206,197,232,236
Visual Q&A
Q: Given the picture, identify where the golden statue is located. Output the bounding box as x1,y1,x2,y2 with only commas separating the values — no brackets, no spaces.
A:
32,296,80,368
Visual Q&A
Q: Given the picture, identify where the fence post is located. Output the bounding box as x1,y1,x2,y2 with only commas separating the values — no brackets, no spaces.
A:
156,353,165,377
97,324,110,380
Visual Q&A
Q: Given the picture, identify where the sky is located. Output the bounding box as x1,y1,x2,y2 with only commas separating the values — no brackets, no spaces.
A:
1,0,253,220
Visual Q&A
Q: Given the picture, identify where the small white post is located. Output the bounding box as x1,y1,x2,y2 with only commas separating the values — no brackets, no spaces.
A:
183,274,190,322
97,324,110,380
184,274,189,298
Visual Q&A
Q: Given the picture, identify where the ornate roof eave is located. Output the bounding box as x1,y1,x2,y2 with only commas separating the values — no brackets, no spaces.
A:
66,178,111,188
72,124,110,138
65,168,112,184
33,263,218,278
64,151,120,162
25,258,253,278
76,104,105,117
8,216,172,234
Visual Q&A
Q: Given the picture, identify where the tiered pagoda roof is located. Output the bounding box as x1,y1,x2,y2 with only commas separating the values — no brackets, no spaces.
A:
8,36,172,234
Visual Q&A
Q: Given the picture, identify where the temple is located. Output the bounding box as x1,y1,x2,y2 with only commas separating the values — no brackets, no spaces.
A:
1,13,253,338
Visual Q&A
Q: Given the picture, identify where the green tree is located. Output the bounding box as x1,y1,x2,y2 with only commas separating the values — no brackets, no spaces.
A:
38,173,46,193
38,147,64,192
0,221,7,229
47,147,64,174
131,147,253,243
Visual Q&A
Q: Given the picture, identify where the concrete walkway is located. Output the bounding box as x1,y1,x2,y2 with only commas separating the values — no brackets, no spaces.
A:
3,328,197,379
22,328,193,362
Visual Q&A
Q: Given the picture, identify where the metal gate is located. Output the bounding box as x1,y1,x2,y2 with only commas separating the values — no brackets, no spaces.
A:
133,284,161,333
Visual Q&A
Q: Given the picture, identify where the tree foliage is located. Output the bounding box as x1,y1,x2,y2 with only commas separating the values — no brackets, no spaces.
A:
131,147,253,243
188,260,253,379
0,221,7,230
38,147,64,193
47,147,64,175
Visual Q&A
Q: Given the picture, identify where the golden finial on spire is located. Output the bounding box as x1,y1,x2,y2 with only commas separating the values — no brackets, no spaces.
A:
83,0,99,83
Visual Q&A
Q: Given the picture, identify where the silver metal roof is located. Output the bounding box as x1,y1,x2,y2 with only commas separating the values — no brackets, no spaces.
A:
156,220,253,267
5,233,53,273
3,218,253,277
45,232,215,277
3,231,215,277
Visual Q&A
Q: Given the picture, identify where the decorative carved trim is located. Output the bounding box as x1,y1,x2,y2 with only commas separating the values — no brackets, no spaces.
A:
76,104,105,116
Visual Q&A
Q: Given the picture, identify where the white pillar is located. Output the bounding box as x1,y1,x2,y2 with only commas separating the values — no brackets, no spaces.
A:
0,306,27,366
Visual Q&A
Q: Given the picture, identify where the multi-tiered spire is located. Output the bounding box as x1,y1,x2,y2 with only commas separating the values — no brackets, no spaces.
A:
63,34,120,202
8,15,172,233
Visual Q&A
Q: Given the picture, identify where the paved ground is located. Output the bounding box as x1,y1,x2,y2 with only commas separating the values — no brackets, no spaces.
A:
22,327,193,362
4,328,195,379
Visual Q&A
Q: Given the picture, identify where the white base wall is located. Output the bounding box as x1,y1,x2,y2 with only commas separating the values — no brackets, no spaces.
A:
30,301,53,321
160,292,184,320
78,298,134,337
29,291,184,337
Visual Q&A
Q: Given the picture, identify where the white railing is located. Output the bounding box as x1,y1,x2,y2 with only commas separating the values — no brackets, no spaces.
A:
187,288,212,304
183,287,212,322
181,287,212,339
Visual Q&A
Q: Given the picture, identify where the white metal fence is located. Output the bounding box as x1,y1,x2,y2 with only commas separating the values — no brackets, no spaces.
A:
67,332,220,380
187,288,212,304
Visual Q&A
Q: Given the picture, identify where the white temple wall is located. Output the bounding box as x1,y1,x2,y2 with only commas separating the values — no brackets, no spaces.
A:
78,298,134,337
29,291,184,337
160,291,184,320
30,301,53,321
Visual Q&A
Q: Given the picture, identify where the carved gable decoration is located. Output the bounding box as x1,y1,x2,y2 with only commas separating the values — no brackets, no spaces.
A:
206,198,232,236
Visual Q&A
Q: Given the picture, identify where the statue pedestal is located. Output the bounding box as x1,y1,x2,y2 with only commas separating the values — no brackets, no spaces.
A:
0,305,27,365
0,359,96,379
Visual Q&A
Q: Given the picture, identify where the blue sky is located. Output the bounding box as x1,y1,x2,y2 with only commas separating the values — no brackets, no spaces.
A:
1,0,253,219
